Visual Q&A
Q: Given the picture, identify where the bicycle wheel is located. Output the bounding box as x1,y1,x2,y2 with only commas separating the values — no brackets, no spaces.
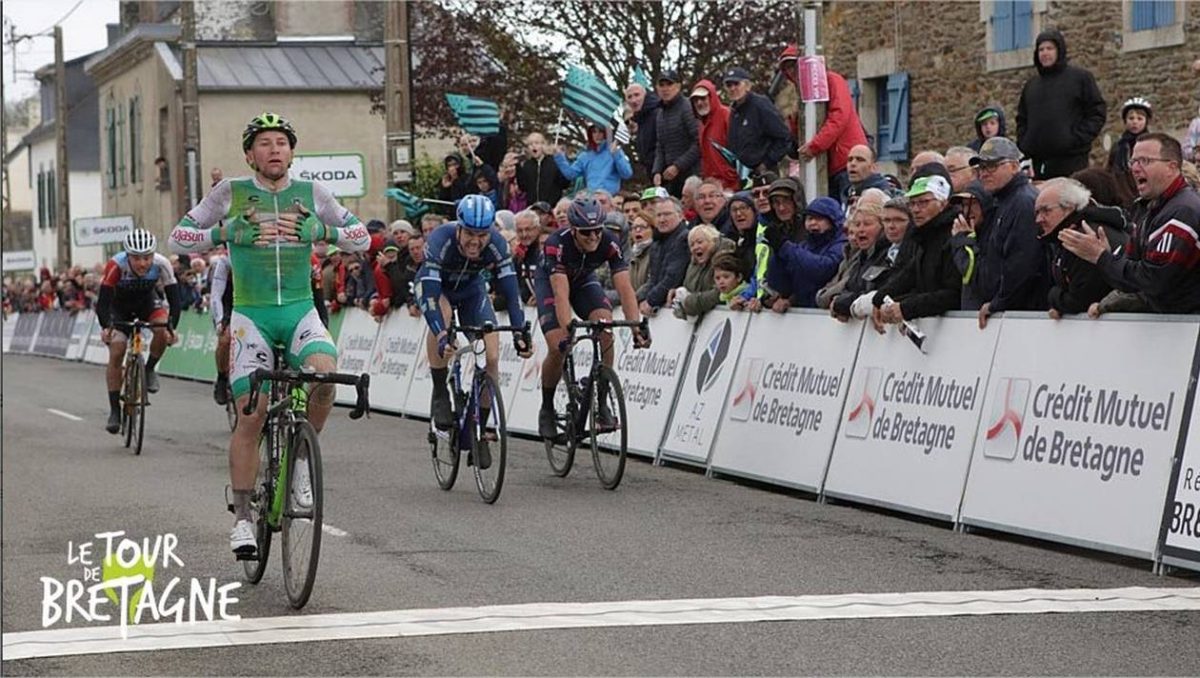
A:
133,356,147,456
281,420,322,609
430,393,461,490
123,357,141,451
242,426,275,584
471,373,507,504
589,365,627,490
544,373,578,477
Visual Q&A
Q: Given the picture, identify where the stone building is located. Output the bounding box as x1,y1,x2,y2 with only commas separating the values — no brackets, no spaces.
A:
821,1,1199,175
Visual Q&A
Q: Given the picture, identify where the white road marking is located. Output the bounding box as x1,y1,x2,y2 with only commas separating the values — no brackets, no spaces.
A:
322,524,349,537
46,409,83,422
5,586,1200,660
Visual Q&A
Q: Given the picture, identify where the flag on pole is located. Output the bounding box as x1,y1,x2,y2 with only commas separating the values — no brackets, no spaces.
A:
610,104,630,145
632,64,652,88
563,65,622,129
385,187,430,219
709,140,751,180
444,93,501,136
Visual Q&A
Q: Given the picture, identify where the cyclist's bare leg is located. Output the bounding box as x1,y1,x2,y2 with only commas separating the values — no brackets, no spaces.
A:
215,330,231,375
540,327,568,391
587,308,615,367
230,391,269,494
106,339,126,392
304,352,337,433
149,327,170,360
481,331,500,410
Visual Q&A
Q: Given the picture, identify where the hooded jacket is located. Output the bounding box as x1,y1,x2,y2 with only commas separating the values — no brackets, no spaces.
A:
727,86,793,175
803,68,868,175
636,223,691,308
653,93,700,178
437,152,473,212
473,164,501,209
1040,202,1129,314
691,79,740,190
953,173,1045,312
768,199,848,308
968,106,1009,152
1016,30,1107,165
553,130,634,195
677,238,737,317
873,206,963,320
632,90,662,174
516,155,569,206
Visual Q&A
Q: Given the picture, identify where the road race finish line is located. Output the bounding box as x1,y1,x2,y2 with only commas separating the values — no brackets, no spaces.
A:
5,586,1200,660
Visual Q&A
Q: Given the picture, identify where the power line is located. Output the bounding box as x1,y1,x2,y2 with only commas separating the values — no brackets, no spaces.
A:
32,0,87,37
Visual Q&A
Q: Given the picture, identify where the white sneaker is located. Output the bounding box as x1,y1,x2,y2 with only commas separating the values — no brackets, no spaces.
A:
291,458,313,509
230,520,256,554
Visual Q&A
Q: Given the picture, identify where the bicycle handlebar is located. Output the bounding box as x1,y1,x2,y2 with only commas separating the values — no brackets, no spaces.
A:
447,321,532,346
110,320,171,331
568,317,651,342
242,369,371,420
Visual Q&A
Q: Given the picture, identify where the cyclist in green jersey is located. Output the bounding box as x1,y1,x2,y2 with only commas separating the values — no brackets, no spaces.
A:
169,113,370,556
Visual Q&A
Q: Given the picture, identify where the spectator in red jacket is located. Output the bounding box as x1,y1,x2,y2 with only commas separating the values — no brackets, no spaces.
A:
779,44,868,202
689,79,739,191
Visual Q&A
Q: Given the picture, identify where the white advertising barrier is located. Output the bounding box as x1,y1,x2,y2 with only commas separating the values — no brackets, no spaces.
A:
710,310,863,492
660,309,751,466
334,309,382,405
824,314,998,521
403,332,435,418
367,311,426,413
507,324,597,437
66,310,95,361
2,312,17,352
961,314,1198,560
82,314,108,364
609,312,692,459
1161,363,1200,573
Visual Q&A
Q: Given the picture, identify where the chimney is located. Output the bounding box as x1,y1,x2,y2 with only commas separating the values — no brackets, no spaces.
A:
106,23,123,46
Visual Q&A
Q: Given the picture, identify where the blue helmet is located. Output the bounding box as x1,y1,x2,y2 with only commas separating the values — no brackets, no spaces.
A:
456,194,496,231
567,196,605,230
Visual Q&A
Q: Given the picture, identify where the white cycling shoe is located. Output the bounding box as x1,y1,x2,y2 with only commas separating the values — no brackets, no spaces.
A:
230,519,256,554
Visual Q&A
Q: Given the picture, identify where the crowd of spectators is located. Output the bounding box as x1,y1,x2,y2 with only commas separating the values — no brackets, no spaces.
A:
11,28,1200,338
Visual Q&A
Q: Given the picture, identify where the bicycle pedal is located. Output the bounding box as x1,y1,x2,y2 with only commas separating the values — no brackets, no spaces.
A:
235,552,259,561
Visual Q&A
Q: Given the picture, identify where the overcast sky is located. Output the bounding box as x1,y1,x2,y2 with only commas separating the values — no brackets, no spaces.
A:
3,0,120,103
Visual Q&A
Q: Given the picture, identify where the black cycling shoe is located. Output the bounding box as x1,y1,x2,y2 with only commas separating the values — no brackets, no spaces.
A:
596,401,618,432
214,379,229,406
432,392,453,430
106,410,121,434
472,437,492,470
145,369,160,394
538,407,558,439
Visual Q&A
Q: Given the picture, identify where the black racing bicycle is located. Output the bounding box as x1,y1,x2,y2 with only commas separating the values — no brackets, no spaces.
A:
429,321,531,504
237,351,370,609
112,320,170,456
543,318,649,490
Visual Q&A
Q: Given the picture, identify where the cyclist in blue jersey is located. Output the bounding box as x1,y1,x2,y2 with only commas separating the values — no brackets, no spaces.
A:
418,194,533,448
535,196,650,439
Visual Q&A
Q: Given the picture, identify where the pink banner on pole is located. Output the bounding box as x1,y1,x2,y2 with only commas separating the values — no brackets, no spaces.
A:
798,56,829,103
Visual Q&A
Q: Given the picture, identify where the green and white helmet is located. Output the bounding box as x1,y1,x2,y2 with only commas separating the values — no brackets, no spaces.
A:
241,112,298,152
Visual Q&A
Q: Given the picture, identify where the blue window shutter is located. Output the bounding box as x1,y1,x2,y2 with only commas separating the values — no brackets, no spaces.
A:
993,1,1014,52
1132,0,1153,30
1014,0,1033,48
1155,0,1175,27
885,73,909,160
849,78,861,113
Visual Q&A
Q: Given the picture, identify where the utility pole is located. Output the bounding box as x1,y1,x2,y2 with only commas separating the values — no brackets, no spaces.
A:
54,24,71,268
181,1,201,209
1,33,10,233
384,0,415,223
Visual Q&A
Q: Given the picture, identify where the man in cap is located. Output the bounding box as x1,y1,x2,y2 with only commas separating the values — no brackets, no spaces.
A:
968,136,1045,328
724,66,792,177
625,82,661,177
870,175,962,328
652,69,700,197
640,186,670,208
690,78,739,191
369,239,416,320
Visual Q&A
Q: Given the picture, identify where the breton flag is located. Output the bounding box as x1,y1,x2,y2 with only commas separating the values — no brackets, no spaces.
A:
632,63,652,88
444,93,501,136
709,140,751,180
610,104,631,146
563,65,623,130
384,187,430,219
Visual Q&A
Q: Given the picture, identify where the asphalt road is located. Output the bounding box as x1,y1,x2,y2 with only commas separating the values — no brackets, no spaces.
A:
3,354,1199,676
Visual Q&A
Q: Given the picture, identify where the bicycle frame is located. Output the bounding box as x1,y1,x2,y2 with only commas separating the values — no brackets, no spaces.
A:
442,321,531,450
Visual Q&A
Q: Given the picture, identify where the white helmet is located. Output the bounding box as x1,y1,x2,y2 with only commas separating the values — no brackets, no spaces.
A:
124,229,157,255
1121,97,1152,120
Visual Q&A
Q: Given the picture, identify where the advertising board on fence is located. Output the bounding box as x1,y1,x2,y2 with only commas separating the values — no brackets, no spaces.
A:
3,313,17,352
66,311,95,361
824,315,997,520
82,314,107,364
709,311,861,491
507,325,596,437
31,310,74,358
960,315,1198,559
660,309,750,466
334,309,380,405
606,312,691,458
1162,371,1200,572
367,311,425,413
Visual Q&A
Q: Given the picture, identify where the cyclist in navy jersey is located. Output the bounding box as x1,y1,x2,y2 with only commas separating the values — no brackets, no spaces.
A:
535,196,649,439
418,194,533,437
